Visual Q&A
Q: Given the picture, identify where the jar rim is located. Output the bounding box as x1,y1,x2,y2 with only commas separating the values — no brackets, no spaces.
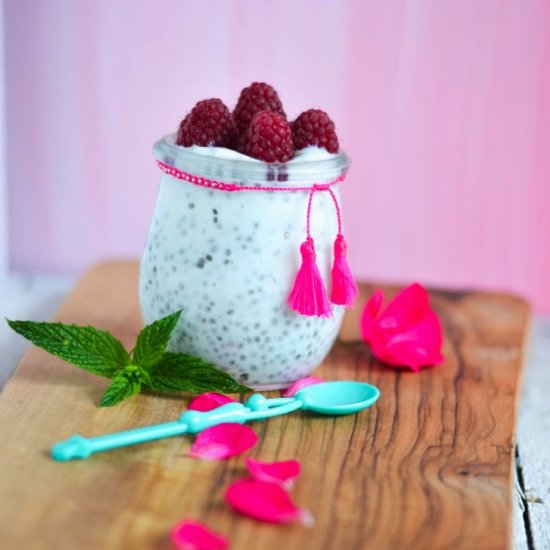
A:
154,134,350,185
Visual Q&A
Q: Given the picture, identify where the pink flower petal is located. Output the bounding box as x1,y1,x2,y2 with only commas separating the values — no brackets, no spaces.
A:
374,339,444,371
188,393,237,412
378,283,429,331
189,423,258,460
171,520,228,550
360,289,384,343
246,458,301,489
282,377,324,397
225,478,313,526
372,310,444,368
360,283,444,371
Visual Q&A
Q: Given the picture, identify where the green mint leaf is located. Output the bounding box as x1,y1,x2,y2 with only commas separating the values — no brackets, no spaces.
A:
147,352,251,394
7,319,130,378
123,364,153,388
99,370,141,407
132,310,182,369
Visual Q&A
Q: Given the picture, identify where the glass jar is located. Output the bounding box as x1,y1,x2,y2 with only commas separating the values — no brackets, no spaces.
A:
140,135,351,389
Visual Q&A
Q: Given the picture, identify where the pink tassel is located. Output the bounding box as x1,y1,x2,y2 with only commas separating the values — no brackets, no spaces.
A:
287,238,332,317
330,234,358,307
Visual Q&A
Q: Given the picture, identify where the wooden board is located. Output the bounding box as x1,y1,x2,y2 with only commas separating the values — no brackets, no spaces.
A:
0,262,530,550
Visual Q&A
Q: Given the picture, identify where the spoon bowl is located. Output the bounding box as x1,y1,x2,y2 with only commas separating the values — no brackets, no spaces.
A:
295,381,380,415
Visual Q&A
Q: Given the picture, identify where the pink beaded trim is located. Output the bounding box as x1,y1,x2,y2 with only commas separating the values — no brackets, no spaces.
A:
157,160,345,193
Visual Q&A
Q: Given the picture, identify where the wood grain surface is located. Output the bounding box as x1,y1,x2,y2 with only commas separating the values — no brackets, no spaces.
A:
0,262,530,550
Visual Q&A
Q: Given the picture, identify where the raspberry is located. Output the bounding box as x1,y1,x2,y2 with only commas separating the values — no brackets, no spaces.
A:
176,98,237,148
176,113,190,143
233,82,286,135
239,112,294,163
291,109,339,153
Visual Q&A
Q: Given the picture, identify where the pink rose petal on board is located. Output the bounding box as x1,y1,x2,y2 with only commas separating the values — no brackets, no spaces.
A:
360,283,444,371
374,310,445,371
171,520,228,550
246,457,301,489
189,423,258,460
188,392,237,412
379,283,430,329
282,377,324,397
360,289,384,344
225,478,313,526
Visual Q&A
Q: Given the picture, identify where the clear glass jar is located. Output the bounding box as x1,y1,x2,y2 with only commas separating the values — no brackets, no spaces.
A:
140,135,351,389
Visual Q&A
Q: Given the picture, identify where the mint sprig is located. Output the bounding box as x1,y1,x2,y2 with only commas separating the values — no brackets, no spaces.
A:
7,311,251,407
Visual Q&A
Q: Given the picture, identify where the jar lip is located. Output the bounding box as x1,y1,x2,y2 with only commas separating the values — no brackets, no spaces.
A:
154,134,350,185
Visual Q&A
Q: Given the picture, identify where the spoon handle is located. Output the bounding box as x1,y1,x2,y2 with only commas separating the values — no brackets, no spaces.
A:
51,421,188,461
51,402,249,461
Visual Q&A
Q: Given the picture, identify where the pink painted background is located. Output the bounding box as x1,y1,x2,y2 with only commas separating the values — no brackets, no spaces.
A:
4,1,550,312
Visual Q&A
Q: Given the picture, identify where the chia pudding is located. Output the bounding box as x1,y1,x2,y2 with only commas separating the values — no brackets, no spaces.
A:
140,134,350,389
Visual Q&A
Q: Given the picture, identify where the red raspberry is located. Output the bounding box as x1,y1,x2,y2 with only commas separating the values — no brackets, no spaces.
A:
291,109,339,153
176,98,237,148
233,82,286,135
239,112,294,163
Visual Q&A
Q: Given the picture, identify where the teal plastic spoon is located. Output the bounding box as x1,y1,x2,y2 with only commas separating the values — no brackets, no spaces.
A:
51,380,380,462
